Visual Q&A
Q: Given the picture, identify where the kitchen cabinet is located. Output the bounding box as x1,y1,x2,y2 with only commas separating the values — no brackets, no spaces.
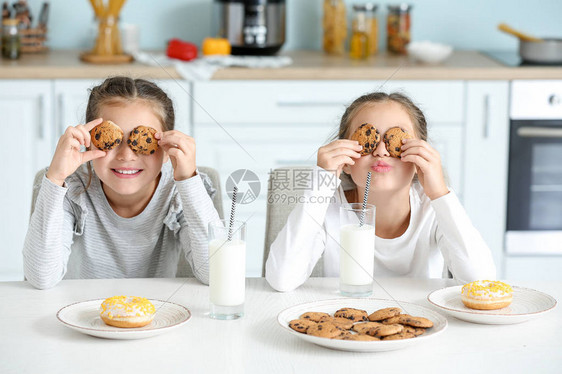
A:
0,81,53,281
194,80,465,276
463,81,510,278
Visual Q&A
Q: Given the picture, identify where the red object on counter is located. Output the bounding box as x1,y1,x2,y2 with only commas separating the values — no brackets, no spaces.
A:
166,39,198,61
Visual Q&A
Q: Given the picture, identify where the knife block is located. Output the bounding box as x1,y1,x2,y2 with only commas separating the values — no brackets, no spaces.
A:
20,27,48,53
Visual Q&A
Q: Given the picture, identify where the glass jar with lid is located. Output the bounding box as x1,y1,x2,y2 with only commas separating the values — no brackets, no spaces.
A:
386,4,412,54
2,19,21,60
350,4,369,59
323,0,347,55
351,3,378,57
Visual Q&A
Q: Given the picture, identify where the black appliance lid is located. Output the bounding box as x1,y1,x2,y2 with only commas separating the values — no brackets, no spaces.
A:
216,0,285,4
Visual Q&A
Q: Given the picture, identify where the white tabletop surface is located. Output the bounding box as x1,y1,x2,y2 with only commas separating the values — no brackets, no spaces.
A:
0,277,560,374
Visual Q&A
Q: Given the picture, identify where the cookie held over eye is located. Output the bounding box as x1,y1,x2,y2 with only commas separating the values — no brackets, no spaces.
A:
383,127,413,158
127,126,159,155
350,123,381,156
90,120,124,151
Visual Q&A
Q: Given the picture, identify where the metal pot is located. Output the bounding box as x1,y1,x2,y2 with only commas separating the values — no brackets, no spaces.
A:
520,38,562,64
498,24,562,64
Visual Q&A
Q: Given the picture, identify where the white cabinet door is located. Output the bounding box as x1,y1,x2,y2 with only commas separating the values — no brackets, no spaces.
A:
155,80,192,135
0,80,53,281
196,123,334,276
463,81,509,278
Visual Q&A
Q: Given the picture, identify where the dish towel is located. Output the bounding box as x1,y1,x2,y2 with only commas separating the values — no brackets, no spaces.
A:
134,52,293,81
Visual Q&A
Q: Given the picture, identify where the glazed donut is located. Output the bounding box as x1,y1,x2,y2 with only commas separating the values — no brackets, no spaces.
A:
461,280,513,310
100,296,156,328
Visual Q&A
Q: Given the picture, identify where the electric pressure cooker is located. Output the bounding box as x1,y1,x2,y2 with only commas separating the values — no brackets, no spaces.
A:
214,0,286,55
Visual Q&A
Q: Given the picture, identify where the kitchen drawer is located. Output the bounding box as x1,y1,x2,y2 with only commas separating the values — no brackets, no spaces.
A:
193,81,464,125
54,79,192,140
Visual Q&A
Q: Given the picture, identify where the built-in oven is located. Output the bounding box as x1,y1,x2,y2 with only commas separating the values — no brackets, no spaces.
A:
506,80,562,254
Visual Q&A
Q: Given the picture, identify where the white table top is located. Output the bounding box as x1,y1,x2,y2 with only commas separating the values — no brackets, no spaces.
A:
0,277,560,374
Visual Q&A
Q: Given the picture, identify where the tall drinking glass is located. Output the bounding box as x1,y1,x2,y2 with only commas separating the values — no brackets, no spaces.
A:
208,219,246,320
339,203,376,297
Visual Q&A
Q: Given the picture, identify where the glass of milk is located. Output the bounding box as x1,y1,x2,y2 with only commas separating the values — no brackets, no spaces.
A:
208,219,246,320
339,203,376,297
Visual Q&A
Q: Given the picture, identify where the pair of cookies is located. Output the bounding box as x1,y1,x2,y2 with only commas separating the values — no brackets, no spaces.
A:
350,123,413,158
90,120,159,155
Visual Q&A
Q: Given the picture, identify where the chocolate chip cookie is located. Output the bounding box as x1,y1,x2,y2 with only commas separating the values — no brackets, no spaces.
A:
334,308,369,322
127,126,159,155
352,322,383,334
368,307,402,322
350,123,381,155
319,316,354,330
300,312,330,322
398,315,434,328
289,319,317,334
383,126,413,158
306,321,342,338
90,120,124,151
364,323,404,338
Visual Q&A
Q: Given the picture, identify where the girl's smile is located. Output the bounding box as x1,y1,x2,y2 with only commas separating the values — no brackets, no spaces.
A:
111,168,143,178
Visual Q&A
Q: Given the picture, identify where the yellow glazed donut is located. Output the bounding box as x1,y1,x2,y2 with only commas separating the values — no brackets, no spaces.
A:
100,296,156,328
461,280,513,310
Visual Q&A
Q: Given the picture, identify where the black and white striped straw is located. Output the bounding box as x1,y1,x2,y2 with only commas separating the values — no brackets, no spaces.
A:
227,185,238,241
359,172,372,227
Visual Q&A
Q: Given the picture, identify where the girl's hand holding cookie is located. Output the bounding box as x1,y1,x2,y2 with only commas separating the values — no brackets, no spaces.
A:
155,130,196,181
400,139,449,200
317,139,362,178
46,118,107,187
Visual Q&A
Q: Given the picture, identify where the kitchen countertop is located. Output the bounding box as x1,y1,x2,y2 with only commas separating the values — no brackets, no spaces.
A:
1,277,559,373
1,50,561,80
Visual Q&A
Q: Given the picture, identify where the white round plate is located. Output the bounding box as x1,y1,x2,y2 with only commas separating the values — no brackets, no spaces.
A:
427,286,557,325
57,299,191,339
277,298,447,352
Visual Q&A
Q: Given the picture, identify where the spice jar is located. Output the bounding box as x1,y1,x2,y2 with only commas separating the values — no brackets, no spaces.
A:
323,0,347,55
350,4,369,59
2,19,21,60
350,3,378,59
387,4,412,54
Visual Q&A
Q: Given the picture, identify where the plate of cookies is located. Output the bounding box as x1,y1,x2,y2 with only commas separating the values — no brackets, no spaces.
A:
278,298,447,352
57,297,191,340
427,282,557,325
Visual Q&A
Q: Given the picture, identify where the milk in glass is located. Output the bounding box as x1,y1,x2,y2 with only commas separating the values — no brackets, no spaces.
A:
339,203,375,297
209,238,246,307
339,223,375,285
208,219,246,320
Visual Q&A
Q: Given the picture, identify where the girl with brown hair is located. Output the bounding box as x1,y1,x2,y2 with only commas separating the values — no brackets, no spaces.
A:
266,92,496,292
24,76,219,289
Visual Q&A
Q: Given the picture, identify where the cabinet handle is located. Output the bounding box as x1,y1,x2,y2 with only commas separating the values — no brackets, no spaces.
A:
517,127,562,138
58,94,65,136
37,94,44,139
276,100,345,107
482,94,490,139
275,160,312,166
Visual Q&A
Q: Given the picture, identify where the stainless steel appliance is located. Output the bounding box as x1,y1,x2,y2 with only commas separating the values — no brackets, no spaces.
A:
506,80,562,254
214,0,285,56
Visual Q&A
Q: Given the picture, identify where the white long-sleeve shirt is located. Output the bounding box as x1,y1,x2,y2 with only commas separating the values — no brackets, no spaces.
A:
265,166,496,292
23,162,220,289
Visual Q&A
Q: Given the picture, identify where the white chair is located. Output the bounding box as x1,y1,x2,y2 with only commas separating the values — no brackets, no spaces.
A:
30,165,224,278
262,166,325,277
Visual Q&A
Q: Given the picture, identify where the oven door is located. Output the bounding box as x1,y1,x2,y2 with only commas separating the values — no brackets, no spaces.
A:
506,120,562,254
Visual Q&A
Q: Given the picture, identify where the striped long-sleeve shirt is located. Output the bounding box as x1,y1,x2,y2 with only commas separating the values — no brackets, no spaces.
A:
23,162,220,289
